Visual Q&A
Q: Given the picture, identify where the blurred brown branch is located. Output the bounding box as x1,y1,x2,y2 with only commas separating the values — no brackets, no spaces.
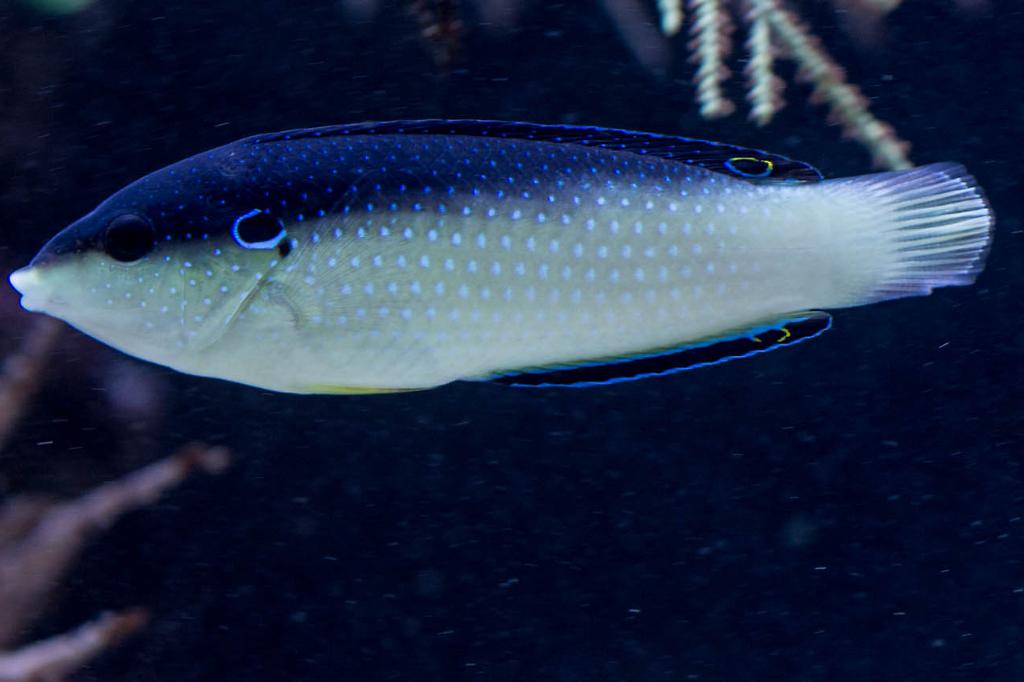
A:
0,610,148,682
0,318,62,453
0,443,231,679
408,0,464,67
0,443,230,648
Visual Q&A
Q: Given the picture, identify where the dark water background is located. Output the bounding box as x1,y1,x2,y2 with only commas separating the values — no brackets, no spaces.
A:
1,1,1022,680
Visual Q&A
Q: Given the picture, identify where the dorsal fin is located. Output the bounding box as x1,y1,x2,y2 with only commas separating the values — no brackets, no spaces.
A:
485,312,832,388
249,119,822,183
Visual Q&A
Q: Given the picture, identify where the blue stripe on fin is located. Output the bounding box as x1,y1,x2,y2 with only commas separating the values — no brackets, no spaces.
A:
249,119,822,183
486,312,832,388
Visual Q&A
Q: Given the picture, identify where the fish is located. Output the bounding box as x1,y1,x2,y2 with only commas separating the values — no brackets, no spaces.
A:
8,120,993,393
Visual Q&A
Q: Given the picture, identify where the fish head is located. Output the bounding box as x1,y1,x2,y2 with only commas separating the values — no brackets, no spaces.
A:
8,142,302,373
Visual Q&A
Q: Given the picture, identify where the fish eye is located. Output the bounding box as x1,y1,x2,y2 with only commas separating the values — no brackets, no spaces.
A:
103,214,156,263
232,209,286,249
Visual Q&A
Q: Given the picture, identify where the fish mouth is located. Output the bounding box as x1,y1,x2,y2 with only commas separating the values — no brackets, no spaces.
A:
9,266,48,312
9,266,69,313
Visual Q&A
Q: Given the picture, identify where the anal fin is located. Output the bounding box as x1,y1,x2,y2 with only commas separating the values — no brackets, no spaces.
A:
487,312,832,388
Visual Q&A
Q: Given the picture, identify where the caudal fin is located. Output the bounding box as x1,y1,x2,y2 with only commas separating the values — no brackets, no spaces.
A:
826,162,993,303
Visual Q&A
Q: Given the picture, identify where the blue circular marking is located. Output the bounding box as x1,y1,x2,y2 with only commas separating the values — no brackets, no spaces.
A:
231,208,286,250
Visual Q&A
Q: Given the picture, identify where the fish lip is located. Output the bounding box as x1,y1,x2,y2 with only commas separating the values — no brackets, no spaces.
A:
9,266,35,296
9,265,43,300
9,266,64,312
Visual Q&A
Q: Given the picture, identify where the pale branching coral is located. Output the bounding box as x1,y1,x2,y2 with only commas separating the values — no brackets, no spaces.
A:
688,0,735,119
658,0,912,169
657,0,684,35
334,1,981,169
743,0,783,126
334,0,985,168
759,0,910,169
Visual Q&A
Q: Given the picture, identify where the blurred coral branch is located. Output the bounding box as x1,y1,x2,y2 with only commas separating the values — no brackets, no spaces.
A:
743,0,784,125
689,0,735,119
408,0,464,67
654,0,913,169
602,0,673,76
0,318,62,453
0,423,230,679
761,0,911,168
657,0,684,35
0,610,148,682
0,443,230,648
337,0,982,167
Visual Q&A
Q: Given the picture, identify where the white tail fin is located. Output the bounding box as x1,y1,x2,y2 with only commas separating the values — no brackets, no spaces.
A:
821,162,993,305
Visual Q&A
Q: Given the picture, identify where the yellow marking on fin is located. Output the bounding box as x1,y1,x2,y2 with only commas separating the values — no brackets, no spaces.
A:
726,156,774,178
734,156,773,168
778,326,792,343
301,384,423,395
